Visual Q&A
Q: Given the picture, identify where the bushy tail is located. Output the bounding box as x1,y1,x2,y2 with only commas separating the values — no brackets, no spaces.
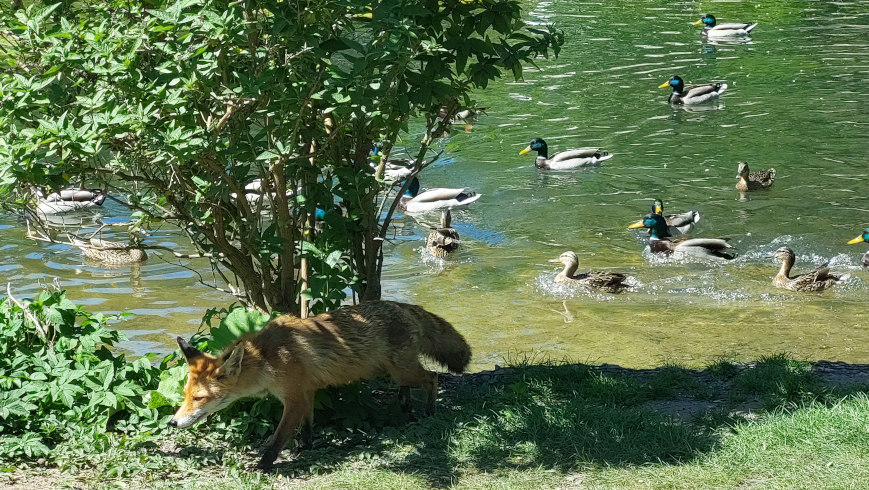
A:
397,303,471,373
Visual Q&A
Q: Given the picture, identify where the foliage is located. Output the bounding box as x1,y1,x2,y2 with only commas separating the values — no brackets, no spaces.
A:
0,289,172,461
0,0,563,315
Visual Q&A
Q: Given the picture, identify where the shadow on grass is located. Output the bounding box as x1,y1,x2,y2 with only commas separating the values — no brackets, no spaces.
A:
264,356,869,487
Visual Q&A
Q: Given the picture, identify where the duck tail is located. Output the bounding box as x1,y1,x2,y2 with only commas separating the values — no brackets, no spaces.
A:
744,23,758,34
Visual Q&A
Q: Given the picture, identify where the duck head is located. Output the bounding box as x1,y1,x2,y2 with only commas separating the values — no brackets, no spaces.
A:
403,176,421,197
628,213,668,240
773,246,795,263
549,251,579,275
519,138,549,158
439,209,452,228
736,162,750,178
693,14,716,27
659,75,685,95
652,199,664,215
847,228,869,245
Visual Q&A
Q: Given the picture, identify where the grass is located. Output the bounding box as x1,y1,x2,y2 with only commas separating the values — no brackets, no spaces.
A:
6,355,869,489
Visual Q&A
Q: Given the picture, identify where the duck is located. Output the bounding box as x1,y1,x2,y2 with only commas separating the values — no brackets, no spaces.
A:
736,162,775,192
846,228,869,267
694,14,758,38
35,188,106,215
772,247,845,291
549,251,630,293
519,138,612,170
70,235,147,264
628,199,700,237
629,213,734,261
370,145,416,181
399,177,481,213
427,209,460,258
659,76,727,105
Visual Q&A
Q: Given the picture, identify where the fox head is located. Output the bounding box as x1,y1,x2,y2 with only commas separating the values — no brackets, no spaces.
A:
168,337,245,428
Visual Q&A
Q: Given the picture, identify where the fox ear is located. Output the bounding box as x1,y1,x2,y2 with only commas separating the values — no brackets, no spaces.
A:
177,336,203,362
218,344,245,380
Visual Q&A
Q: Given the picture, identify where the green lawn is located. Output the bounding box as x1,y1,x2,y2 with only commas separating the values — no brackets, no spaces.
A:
8,355,869,489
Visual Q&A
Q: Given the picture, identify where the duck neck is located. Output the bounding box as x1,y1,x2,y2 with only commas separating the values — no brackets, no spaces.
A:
777,256,794,279
561,260,578,278
536,144,548,158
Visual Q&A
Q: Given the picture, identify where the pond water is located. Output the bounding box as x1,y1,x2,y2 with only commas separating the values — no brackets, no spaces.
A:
2,0,868,369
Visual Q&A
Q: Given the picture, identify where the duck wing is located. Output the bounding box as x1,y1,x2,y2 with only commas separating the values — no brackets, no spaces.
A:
711,22,757,32
749,168,775,187
549,148,605,163
684,83,725,98
789,264,842,291
412,188,473,203
665,211,700,235
582,271,629,292
674,238,735,260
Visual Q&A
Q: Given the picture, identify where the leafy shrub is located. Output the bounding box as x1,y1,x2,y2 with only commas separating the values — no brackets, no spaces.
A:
0,290,173,461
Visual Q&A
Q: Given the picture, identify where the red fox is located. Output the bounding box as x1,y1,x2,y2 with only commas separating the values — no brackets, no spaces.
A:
169,300,471,470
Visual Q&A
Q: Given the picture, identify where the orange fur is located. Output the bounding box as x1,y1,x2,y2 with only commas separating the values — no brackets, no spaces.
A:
170,300,471,470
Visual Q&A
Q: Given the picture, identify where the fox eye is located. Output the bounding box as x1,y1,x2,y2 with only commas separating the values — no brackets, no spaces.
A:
193,396,204,402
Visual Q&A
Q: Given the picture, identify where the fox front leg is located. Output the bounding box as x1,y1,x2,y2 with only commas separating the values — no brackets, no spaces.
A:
257,394,313,471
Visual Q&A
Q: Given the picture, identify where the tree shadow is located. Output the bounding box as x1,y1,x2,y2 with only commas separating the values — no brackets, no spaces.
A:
266,358,869,487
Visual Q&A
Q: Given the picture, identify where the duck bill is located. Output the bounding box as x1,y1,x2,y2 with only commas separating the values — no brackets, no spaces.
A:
847,236,864,245
658,81,671,88
692,19,703,26
547,258,561,263
653,205,663,214
628,220,646,229
519,146,532,156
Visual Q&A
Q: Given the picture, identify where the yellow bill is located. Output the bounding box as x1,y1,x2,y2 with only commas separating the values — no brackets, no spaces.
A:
658,81,671,88
847,236,864,245
548,258,562,263
519,146,532,156
692,19,703,25
628,220,646,229
654,205,663,214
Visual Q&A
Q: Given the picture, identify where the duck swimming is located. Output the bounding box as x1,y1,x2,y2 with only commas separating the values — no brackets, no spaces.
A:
847,228,869,267
629,213,734,261
70,235,147,265
399,177,480,213
659,75,727,105
772,247,845,291
694,14,757,38
628,199,700,237
550,251,630,293
35,188,106,215
519,138,612,170
427,209,460,258
736,162,775,192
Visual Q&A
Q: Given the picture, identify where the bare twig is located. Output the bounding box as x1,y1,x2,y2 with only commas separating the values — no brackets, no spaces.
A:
6,283,51,345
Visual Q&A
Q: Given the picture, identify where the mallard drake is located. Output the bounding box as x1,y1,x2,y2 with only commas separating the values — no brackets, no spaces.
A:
847,228,869,267
370,145,415,181
549,251,629,293
736,162,775,192
629,213,734,261
399,177,480,213
35,188,106,215
694,14,757,38
659,76,727,105
519,138,612,170
427,209,460,258
70,235,147,264
628,199,700,237
772,247,845,291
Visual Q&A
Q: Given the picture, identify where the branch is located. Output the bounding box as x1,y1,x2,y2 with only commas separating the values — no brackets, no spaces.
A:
6,283,50,345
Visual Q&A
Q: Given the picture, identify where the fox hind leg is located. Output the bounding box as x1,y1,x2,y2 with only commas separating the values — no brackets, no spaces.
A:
388,360,438,415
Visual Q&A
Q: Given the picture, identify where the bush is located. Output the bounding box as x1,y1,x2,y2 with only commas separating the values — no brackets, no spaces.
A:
0,289,173,461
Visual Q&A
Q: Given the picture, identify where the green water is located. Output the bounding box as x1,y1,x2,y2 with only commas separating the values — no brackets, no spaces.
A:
2,0,868,368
